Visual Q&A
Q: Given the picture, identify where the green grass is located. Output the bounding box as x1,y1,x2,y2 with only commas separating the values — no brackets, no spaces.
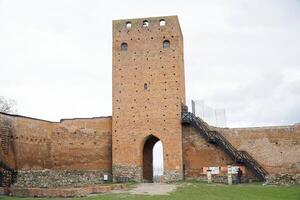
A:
1,182,300,200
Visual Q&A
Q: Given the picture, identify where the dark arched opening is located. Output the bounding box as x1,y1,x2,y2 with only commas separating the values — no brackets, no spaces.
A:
121,42,128,51
142,135,163,182
163,40,170,48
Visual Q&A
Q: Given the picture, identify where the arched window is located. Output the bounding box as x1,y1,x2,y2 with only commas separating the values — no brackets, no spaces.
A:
163,40,170,48
144,83,148,90
159,19,166,26
121,43,128,51
126,21,132,29
142,20,149,27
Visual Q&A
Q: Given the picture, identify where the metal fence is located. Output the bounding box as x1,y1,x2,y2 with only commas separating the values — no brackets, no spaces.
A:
191,100,227,127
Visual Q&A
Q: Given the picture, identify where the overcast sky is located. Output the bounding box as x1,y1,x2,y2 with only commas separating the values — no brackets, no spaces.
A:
0,0,299,128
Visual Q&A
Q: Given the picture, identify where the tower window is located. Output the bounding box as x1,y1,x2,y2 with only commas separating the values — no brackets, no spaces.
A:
160,19,166,26
121,43,128,51
126,22,132,29
142,20,149,27
163,40,170,48
144,83,148,90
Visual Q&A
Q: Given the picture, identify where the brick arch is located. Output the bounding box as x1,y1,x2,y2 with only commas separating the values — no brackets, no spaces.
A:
142,134,162,182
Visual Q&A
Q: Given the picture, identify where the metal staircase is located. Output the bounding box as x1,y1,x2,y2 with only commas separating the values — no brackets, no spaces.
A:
181,105,268,181
0,160,17,187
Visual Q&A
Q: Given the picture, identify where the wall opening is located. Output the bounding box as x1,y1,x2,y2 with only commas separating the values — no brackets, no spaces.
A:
144,83,148,90
159,19,166,26
126,22,132,29
163,40,170,48
142,20,149,27
143,135,163,182
121,43,128,51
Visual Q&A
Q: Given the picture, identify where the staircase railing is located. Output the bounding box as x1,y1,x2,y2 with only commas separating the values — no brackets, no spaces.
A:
182,105,268,181
238,150,268,181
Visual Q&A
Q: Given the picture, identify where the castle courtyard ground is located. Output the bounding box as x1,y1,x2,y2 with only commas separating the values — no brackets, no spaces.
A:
1,181,299,200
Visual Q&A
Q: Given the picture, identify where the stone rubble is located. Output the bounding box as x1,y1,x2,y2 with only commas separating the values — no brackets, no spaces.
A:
266,173,300,185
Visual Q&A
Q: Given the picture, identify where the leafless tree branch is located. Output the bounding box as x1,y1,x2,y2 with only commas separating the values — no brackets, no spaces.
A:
0,96,17,114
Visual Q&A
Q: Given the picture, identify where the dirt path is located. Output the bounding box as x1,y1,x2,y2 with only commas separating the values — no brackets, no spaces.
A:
129,183,177,195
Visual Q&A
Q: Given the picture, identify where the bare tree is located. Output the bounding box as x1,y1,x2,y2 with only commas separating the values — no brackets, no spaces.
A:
0,96,17,114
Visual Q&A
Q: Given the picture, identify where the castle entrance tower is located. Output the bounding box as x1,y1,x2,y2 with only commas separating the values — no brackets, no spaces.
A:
112,16,186,182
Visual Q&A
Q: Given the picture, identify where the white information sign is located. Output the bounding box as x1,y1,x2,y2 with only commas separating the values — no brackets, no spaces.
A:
208,167,220,174
228,166,240,174
103,174,108,181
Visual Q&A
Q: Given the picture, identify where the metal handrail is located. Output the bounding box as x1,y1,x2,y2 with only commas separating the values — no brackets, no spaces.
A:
181,106,268,181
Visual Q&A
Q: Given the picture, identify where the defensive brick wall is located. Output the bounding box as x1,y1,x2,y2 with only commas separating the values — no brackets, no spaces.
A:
0,112,112,171
0,112,112,187
51,117,112,170
182,123,300,181
182,125,255,181
0,113,52,170
1,112,300,186
218,124,300,175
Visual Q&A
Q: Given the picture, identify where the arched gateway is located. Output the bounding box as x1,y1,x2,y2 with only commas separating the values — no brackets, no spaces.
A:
111,16,186,182
142,135,161,182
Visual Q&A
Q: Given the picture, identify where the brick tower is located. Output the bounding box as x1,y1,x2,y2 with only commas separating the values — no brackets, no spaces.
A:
112,16,185,182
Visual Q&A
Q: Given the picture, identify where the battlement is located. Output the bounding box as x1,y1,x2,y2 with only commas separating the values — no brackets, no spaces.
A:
112,15,182,35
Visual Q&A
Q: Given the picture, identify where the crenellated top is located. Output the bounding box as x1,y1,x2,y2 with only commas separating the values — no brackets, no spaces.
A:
112,15,182,38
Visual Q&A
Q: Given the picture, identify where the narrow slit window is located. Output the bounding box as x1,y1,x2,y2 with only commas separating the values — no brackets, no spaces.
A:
144,83,148,90
126,22,132,29
159,19,166,26
121,43,128,51
163,40,170,48
142,20,149,27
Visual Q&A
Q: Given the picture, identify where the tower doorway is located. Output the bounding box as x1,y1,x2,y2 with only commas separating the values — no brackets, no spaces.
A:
142,135,164,182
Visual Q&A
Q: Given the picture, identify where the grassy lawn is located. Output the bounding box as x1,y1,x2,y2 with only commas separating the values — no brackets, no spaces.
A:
1,182,299,200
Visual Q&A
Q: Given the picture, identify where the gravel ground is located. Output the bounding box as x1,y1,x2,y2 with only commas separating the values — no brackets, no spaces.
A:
128,183,177,195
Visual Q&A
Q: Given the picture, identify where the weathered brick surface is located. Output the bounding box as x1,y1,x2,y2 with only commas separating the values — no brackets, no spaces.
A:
182,123,300,181
112,16,185,181
217,124,300,175
51,118,112,170
0,113,52,170
182,125,254,179
0,113,112,172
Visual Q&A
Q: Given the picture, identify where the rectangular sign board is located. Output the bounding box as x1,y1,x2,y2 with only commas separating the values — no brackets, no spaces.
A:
208,167,220,174
228,166,240,174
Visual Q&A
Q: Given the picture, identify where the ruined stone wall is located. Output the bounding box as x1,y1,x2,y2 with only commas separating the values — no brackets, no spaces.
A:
182,123,300,180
